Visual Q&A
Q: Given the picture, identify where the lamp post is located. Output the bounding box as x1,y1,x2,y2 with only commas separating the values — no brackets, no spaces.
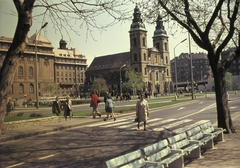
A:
35,22,48,109
120,64,126,94
174,38,187,97
188,32,194,100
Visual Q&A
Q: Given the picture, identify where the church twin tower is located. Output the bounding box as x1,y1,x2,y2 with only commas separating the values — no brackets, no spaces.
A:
129,5,172,94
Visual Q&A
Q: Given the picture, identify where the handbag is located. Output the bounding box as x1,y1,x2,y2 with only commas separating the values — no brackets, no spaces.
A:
134,117,139,122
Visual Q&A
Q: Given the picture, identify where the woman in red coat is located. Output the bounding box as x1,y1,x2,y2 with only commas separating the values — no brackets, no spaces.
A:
90,91,101,118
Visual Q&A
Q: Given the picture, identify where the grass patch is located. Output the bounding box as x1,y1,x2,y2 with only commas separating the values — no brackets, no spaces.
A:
4,99,193,122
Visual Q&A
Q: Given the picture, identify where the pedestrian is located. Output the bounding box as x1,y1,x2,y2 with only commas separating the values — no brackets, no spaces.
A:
90,91,101,118
104,94,116,121
63,95,73,121
136,93,149,131
22,100,27,109
52,96,62,116
6,100,14,116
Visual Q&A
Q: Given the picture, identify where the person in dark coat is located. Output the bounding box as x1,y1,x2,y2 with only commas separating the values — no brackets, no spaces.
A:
52,96,62,116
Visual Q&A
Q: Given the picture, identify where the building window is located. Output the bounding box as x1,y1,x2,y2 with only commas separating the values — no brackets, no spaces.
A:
165,43,168,51
144,53,146,61
166,56,168,64
155,55,157,63
145,68,147,75
142,37,145,46
29,67,33,77
18,66,23,77
19,83,24,94
134,54,137,61
30,83,34,93
156,72,159,80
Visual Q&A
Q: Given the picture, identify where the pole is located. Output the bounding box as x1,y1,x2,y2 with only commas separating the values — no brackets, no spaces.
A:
120,64,126,94
188,32,194,100
35,22,48,109
174,38,187,97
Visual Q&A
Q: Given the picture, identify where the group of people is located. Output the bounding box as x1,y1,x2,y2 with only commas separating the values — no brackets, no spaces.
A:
52,91,149,131
90,90,149,131
52,95,73,121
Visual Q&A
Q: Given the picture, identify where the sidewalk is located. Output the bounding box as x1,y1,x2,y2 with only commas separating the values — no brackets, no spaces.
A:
1,112,240,167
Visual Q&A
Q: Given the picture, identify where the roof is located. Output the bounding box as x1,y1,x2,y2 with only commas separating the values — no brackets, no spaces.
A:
53,48,85,59
29,33,51,43
87,52,131,72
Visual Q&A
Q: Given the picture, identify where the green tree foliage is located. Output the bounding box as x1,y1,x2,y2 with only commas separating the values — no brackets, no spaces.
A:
122,69,144,94
224,72,233,90
90,77,108,95
42,82,60,96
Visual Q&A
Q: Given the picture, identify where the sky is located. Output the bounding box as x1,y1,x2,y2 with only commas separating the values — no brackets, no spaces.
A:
0,0,205,66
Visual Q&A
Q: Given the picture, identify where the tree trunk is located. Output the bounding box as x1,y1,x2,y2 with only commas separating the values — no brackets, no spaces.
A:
0,0,35,137
213,66,235,133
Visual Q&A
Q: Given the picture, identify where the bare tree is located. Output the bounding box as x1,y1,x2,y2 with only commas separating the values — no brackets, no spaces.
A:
137,0,239,133
0,0,133,136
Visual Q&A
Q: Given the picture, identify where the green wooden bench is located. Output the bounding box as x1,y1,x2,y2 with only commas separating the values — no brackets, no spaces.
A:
142,139,184,168
185,126,214,149
199,121,224,142
167,132,201,159
105,149,147,168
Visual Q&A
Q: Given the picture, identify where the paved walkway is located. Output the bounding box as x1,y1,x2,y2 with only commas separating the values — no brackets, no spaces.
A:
1,111,240,167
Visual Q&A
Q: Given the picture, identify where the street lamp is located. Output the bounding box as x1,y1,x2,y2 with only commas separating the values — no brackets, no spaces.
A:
35,22,48,109
174,38,187,96
188,32,194,100
120,64,126,94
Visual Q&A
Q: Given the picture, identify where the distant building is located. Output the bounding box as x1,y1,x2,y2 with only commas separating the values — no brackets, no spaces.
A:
170,52,212,91
85,5,172,95
0,34,87,100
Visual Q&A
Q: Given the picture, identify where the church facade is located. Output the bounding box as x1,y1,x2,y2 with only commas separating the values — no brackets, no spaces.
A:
85,6,172,95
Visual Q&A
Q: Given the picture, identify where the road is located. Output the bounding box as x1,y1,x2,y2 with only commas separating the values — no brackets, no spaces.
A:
1,94,240,168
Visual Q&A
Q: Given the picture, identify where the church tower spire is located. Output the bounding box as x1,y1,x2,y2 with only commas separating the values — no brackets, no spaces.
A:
129,5,148,82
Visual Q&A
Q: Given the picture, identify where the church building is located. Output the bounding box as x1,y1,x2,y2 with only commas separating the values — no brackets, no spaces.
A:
85,6,172,95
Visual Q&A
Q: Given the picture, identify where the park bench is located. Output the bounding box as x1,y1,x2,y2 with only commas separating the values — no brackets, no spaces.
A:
167,132,201,159
198,121,224,142
142,139,184,168
105,149,146,168
185,126,214,149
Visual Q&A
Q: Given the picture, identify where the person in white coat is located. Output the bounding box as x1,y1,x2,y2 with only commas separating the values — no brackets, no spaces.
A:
136,93,149,131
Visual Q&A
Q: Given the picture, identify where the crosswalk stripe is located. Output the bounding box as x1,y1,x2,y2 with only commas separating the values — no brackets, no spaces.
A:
152,119,192,131
84,117,210,134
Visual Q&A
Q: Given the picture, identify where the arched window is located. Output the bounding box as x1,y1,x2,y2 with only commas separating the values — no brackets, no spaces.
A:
29,67,33,77
30,83,34,93
18,66,23,76
19,83,24,94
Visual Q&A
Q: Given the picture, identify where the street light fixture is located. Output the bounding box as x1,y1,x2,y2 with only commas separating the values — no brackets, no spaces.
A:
120,64,126,94
174,38,187,96
35,22,48,109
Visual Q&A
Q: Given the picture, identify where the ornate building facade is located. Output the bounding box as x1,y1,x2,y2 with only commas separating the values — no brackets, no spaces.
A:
0,34,87,100
85,6,172,95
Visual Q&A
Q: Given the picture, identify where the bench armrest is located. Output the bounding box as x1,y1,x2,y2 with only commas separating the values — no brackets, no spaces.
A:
171,149,184,154
189,140,200,145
